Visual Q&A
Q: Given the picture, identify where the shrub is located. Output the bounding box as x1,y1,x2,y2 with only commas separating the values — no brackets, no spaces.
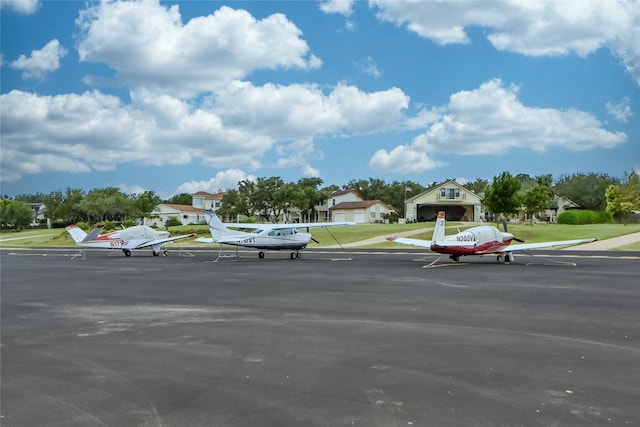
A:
165,217,182,227
557,210,613,224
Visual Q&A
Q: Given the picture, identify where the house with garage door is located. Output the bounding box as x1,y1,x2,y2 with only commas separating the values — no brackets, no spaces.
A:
405,180,482,222
330,199,396,224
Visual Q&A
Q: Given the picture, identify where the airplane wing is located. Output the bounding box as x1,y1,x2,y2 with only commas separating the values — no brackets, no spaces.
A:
195,237,215,243
131,233,196,249
386,236,433,248
291,221,356,228
222,221,355,230
500,238,597,252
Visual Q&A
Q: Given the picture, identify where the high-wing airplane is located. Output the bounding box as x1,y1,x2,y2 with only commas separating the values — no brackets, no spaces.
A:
387,211,597,264
195,209,355,259
66,224,195,256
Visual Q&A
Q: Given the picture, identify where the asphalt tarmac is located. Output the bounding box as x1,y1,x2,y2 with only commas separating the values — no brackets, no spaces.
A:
1,247,639,427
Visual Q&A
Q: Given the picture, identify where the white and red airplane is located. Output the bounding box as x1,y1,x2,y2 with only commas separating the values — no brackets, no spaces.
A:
66,224,195,256
196,209,354,259
387,211,597,264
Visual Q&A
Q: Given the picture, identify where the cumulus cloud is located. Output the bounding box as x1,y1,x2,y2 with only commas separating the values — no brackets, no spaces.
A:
319,0,355,16
9,39,67,80
176,169,257,194
0,0,39,14
0,80,409,182
369,145,447,174
75,1,321,97
370,0,640,85
370,79,627,173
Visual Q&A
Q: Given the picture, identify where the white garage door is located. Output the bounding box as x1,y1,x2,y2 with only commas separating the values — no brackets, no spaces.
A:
354,212,365,223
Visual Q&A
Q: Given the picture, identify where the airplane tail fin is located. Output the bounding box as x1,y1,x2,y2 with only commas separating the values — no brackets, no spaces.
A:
65,224,104,243
432,211,446,243
203,209,236,240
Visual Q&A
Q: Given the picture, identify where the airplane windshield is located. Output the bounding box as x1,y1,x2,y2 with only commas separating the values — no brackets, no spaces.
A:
251,229,263,234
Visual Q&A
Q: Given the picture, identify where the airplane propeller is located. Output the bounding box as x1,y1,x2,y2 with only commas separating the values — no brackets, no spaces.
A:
311,236,320,244
513,237,525,243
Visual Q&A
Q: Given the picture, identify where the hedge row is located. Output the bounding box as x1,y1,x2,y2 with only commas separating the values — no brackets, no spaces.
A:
557,210,613,224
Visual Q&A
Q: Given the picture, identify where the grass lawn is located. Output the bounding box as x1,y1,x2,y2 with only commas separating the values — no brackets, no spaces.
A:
1,221,639,250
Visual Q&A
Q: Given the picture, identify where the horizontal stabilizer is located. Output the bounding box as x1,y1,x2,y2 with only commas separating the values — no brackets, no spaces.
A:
386,236,432,249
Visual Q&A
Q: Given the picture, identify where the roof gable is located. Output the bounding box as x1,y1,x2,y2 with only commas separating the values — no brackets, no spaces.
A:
410,180,481,203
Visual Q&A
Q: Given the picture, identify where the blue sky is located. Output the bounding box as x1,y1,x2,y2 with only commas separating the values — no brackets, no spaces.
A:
1,0,638,198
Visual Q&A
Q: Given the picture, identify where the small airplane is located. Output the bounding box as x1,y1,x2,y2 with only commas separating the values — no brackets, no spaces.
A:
387,211,597,264
66,223,195,256
196,209,355,259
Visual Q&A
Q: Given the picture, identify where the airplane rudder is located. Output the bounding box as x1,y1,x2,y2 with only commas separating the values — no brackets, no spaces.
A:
432,211,446,242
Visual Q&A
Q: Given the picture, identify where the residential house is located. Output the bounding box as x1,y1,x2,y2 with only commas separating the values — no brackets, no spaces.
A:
405,180,482,222
330,199,396,224
313,189,361,222
151,191,225,227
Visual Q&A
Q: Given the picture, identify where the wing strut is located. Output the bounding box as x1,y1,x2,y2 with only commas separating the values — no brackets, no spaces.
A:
322,226,352,261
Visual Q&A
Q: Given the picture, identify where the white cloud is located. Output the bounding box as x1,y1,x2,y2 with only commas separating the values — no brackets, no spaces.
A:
357,57,382,78
369,145,447,174
10,39,67,80
370,79,627,173
370,0,640,85
176,169,257,194
0,0,39,15
75,2,321,97
606,97,633,123
0,81,409,182
319,0,355,16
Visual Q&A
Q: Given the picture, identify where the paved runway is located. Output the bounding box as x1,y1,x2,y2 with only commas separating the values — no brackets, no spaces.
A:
1,247,639,426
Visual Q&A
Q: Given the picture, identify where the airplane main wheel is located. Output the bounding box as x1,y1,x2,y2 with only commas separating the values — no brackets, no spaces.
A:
450,254,460,262
259,251,265,259
290,252,296,259
123,249,132,257
153,251,160,256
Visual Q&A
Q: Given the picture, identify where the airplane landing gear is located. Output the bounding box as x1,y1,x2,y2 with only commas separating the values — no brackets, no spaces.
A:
450,254,460,262
290,251,301,259
123,249,132,257
258,251,265,259
153,251,160,256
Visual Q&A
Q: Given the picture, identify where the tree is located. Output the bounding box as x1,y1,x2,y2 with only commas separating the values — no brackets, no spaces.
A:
0,199,33,230
77,187,131,222
42,188,85,223
168,193,192,205
606,171,640,221
463,178,489,196
131,190,161,224
554,173,619,210
483,172,522,221
250,177,294,222
522,184,552,225
291,177,326,222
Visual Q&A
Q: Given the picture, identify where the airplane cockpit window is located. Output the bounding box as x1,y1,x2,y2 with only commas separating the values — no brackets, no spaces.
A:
251,229,263,234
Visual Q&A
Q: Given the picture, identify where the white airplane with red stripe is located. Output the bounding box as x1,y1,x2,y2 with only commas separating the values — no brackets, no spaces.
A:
66,224,195,256
387,211,597,264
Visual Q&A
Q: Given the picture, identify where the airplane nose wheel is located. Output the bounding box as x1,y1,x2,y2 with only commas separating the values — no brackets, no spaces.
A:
290,251,301,259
